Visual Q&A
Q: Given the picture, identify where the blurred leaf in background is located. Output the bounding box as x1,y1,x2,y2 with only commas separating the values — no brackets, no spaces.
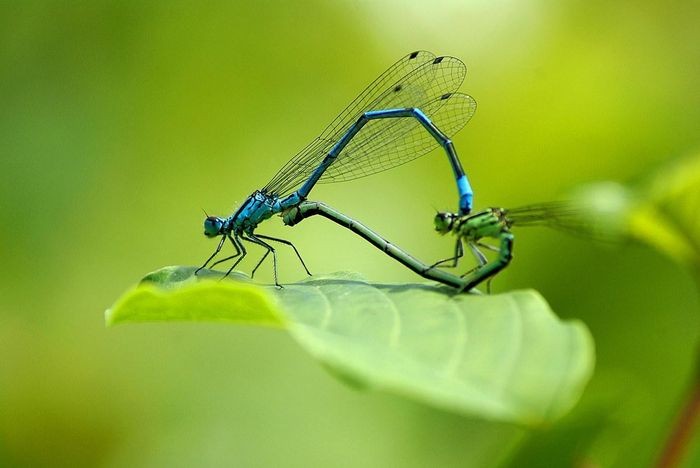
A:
1,1,699,467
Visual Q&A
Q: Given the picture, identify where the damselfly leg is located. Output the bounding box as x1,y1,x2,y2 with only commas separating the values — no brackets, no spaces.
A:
243,233,282,287
457,233,514,293
255,234,311,276
208,235,243,269
222,235,247,278
195,236,227,275
463,241,491,292
467,242,488,268
429,238,464,269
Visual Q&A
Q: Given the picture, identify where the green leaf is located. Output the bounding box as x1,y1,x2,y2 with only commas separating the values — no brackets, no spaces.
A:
106,267,283,327
638,152,700,268
107,266,595,425
573,152,700,269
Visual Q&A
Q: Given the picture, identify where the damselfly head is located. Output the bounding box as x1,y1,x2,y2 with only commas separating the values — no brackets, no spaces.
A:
434,212,457,234
203,216,225,237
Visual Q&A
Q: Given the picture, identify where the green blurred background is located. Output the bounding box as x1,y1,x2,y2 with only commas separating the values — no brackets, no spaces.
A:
1,1,699,466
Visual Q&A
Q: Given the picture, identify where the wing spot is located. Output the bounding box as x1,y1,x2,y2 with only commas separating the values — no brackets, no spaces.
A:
409,51,419,59
433,56,444,64
441,93,452,100
393,84,403,93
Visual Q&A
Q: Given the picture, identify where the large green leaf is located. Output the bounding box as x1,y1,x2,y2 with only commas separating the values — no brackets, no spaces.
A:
106,266,594,425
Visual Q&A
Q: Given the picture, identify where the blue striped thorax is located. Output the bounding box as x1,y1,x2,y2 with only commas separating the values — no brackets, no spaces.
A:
228,191,277,232
225,191,303,234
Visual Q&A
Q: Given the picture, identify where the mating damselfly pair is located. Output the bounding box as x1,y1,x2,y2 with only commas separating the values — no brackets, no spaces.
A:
196,51,577,292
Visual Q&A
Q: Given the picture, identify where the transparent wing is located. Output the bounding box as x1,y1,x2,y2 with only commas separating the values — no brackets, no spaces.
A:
318,50,437,143
263,51,435,196
506,202,614,242
507,203,583,230
262,52,472,196
319,93,476,183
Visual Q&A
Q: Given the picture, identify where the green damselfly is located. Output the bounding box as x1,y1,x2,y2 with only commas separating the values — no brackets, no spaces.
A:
432,203,588,291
